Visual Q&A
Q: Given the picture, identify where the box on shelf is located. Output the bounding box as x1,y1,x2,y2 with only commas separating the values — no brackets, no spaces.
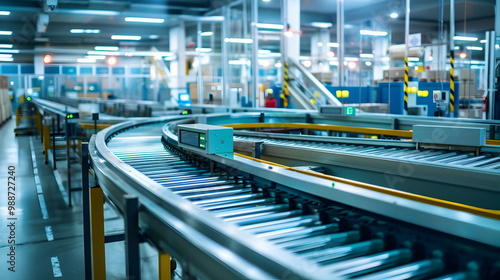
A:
312,72,333,84
459,81,476,98
383,68,416,80
458,69,476,81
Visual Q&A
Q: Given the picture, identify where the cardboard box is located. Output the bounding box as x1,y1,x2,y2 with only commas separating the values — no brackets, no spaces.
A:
312,72,333,84
458,69,476,81
383,68,416,79
459,81,476,98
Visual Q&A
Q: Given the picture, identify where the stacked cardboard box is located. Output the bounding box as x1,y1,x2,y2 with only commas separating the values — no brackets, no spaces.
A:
382,68,416,82
0,76,12,124
312,72,333,84
458,69,477,98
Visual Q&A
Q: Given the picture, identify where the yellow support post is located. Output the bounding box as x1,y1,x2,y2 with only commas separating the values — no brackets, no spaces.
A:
158,251,171,280
404,57,409,114
90,186,106,280
43,125,50,164
15,108,19,126
450,50,455,114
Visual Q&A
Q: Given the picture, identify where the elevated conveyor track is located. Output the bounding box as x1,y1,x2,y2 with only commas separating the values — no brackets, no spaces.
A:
90,115,500,279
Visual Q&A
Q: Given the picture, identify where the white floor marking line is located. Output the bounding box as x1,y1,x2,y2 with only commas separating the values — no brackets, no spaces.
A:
45,225,54,241
38,194,49,219
50,256,63,277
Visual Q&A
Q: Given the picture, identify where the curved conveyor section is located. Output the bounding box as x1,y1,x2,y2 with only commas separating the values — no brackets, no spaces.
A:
90,115,500,280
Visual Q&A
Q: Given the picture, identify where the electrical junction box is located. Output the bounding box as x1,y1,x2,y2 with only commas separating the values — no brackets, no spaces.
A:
178,124,233,157
319,105,356,116
66,112,80,124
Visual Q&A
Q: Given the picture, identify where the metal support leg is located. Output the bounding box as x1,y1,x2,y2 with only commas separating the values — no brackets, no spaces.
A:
158,251,171,280
90,186,106,279
43,125,50,164
82,143,92,280
52,119,57,169
66,120,72,207
124,195,141,280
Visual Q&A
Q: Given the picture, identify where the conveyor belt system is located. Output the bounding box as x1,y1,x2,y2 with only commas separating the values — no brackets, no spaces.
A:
90,118,500,279
233,135,500,172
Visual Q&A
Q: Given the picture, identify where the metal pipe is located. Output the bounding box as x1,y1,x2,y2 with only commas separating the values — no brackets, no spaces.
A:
197,22,204,105
300,239,384,263
356,259,444,280
337,0,344,87
251,0,258,108
324,248,412,277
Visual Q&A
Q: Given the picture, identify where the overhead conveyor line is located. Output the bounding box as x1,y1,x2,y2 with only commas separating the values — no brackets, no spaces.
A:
235,152,500,220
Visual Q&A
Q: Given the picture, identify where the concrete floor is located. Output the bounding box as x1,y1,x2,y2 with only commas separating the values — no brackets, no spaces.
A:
0,118,175,279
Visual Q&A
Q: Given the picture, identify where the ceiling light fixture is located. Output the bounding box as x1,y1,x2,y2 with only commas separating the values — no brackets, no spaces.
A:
0,11,10,16
77,58,96,63
311,22,333,29
200,31,214,36
86,55,106,60
360,54,374,59
466,46,483,51
107,56,118,66
95,46,119,51
0,54,13,58
43,54,52,64
360,30,388,36
124,17,164,23
0,44,13,48
70,29,101,34
256,23,284,30
88,50,120,56
0,57,13,62
111,35,141,40
479,39,487,43
390,12,398,19
453,36,478,41
365,61,372,66
327,42,339,47
0,31,13,36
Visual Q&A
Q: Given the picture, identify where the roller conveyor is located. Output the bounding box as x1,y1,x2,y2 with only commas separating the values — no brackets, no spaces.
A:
233,135,500,172
90,117,500,279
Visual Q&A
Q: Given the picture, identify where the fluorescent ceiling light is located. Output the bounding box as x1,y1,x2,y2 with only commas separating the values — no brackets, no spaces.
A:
195,48,212,53
224,38,253,44
95,46,119,51
365,61,373,66
86,55,106,60
466,46,483,51
329,61,339,66
71,29,100,34
68,10,119,16
479,39,487,43
0,31,12,35
88,50,120,55
258,49,271,55
274,62,282,68
390,12,398,19
0,54,13,58
344,57,359,61
256,23,284,30
0,11,10,16
228,60,247,65
360,30,388,36
0,49,19,53
453,36,478,41
0,44,12,48
0,57,13,62
125,17,164,23
111,35,141,40
454,46,460,50
360,54,374,59
327,42,339,47
149,35,159,39
408,57,419,61
201,31,213,36
311,22,333,28
77,58,96,63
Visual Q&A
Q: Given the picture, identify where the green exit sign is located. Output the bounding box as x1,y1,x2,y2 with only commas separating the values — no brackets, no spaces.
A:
344,106,355,116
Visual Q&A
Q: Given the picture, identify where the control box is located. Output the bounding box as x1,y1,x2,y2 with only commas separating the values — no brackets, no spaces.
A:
319,105,355,116
178,124,233,157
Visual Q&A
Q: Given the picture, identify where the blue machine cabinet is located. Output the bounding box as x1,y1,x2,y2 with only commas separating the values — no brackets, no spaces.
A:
378,82,460,117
